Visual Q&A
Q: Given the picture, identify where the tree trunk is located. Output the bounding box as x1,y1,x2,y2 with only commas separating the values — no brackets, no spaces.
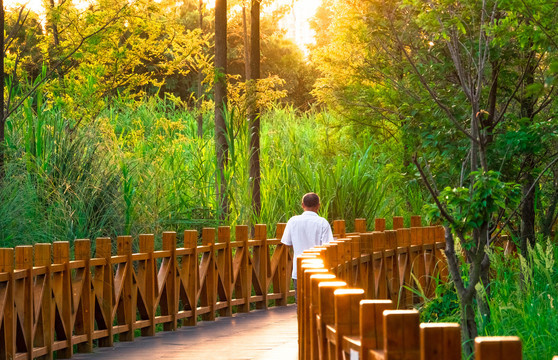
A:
248,0,261,218
519,50,537,256
520,168,536,255
0,0,5,180
214,0,228,219
196,0,204,138
461,299,478,357
541,167,558,239
47,0,66,91
444,225,489,360
242,6,250,80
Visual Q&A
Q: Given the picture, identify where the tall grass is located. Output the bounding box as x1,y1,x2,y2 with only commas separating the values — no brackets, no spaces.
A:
484,241,558,359
0,162,46,246
2,96,412,245
415,239,558,360
1,99,123,247
258,106,412,232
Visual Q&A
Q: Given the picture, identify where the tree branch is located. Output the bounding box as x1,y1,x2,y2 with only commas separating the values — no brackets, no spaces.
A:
412,153,457,226
5,5,127,120
386,16,477,144
490,153,558,242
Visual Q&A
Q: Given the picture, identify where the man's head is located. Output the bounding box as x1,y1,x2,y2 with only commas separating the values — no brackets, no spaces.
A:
301,192,320,212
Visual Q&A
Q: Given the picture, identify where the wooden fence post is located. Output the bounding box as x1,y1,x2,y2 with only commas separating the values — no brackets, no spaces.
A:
299,259,326,360
337,239,352,285
117,235,134,340
372,232,387,299
333,288,365,360
296,253,322,336
360,300,393,360
302,266,329,360
317,281,347,360
0,248,15,360
162,232,177,330
74,239,93,353
375,218,386,232
95,237,113,347
201,228,216,321
275,223,289,305
348,235,361,288
218,226,232,316
235,225,251,313
423,227,437,298
475,337,522,360
342,239,352,281
309,274,336,360
254,224,268,309
34,244,52,360
354,218,367,233
333,220,346,238
396,228,412,308
53,241,72,358
393,216,404,230
383,310,420,360
323,242,337,273
420,323,461,360
410,215,422,228
410,227,425,304
183,230,198,326
139,234,155,335
384,231,399,303
434,226,449,282
15,245,33,359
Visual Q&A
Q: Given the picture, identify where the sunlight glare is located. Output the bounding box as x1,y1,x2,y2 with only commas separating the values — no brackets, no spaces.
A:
5,0,43,13
4,0,321,54
5,0,92,13
275,0,322,53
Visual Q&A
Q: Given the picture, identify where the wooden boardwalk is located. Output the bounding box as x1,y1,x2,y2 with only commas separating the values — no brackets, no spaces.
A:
72,305,298,360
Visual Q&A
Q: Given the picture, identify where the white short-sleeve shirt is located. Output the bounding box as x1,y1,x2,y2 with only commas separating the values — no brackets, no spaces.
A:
280,211,333,279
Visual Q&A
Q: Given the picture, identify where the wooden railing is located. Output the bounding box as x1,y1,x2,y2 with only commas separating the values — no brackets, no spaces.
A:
0,223,293,360
298,217,524,360
0,216,543,360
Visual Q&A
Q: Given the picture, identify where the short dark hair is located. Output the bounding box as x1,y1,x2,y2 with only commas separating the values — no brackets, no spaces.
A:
302,193,320,208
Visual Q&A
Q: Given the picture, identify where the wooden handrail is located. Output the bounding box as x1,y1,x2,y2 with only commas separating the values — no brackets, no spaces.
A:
299,216,527,360
0,216,529,360
0,222,294,360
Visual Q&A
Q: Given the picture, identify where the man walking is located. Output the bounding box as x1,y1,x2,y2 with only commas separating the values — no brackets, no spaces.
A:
281,192,333,301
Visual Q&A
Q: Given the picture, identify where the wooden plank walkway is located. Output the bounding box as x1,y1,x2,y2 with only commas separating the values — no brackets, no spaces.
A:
73,305,298,360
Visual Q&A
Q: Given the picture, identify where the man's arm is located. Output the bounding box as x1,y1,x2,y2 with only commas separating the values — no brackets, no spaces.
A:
281,220,293,246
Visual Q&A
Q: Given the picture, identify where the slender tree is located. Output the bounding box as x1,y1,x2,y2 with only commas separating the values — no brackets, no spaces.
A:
242,4,250,80
248,0,261,218
0,0,4,179
196,0,204,138
215,0,229,218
